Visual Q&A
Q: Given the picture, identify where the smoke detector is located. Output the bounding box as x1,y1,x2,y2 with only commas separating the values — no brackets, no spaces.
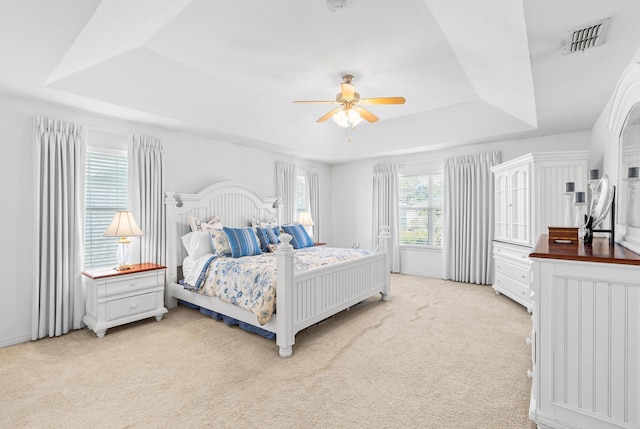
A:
327,0,346,14
566,18,610,53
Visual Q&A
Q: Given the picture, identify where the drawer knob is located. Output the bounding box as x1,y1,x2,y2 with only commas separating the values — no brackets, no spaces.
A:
497,265,501,269
527,369,533,379
129,282,137,287
526,337,532,346
130,303,138,310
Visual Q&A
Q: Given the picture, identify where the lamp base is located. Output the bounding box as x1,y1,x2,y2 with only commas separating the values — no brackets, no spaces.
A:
115,263,135,271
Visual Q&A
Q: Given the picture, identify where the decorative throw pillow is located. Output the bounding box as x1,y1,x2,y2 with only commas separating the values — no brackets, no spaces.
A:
281,224,315,249
255,226,280,252
188,214,222,233
180,231,214,259
223,227,263,258
209,228,232,257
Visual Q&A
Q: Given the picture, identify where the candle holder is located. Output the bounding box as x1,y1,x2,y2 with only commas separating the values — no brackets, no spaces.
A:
574,201,588,237
563,191,575,227
623,177,640,228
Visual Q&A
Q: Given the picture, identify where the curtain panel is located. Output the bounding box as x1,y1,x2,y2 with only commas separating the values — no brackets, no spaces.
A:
33,116,86,340
443,151,501,285
276,160,296,225
305,166,320,241
372,164,400,273
129,135,165,265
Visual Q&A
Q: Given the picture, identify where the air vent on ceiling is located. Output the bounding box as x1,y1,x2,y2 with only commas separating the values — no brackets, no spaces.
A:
567,18,610,53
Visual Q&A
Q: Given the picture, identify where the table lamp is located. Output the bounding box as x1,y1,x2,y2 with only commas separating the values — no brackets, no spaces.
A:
298,211,315,238
103,211,143,270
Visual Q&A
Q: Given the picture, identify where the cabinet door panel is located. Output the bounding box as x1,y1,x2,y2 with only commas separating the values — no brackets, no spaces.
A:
510,166,530,245
494,172,510,241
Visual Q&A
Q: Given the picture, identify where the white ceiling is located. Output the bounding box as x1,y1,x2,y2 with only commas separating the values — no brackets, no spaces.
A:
2,0,640,164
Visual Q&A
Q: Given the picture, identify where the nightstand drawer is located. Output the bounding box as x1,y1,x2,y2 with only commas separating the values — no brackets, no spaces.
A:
101,273,160,297
106,293,158,321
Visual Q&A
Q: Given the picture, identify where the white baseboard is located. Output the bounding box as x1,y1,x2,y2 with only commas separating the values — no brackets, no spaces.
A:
399,269,442,278
0,332,31,348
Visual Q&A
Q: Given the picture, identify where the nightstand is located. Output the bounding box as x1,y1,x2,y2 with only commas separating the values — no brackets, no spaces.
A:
82,263,168,337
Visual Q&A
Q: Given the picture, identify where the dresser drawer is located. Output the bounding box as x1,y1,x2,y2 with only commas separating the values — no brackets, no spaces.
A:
494,247,531,264
495,272,530,301
495,259,530,284
99,273,160,297
106,292,158,321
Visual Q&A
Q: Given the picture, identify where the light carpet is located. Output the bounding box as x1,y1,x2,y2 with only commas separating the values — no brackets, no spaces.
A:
0,274,535,428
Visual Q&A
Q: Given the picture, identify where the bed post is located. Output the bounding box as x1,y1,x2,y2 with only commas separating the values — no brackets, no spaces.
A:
164,191,178,309
276,233,295,358
377,225,392,301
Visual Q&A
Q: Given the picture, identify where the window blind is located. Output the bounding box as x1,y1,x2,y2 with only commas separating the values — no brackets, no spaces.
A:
399,174,443,246
295,174,306,220
84,150,128,270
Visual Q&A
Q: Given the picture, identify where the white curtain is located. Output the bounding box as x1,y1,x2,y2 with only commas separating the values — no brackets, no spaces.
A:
443,151,501,285
33,116,86,340
276,160,296,224
373,164,400,273
305,166,320,241
129,135,165,265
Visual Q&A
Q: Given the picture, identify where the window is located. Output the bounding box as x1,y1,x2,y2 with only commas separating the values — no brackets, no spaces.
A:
84,150,128,269
399,174,443,246
295,174,307,220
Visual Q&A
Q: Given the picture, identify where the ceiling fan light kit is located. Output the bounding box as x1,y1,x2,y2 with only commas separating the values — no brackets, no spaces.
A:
293,74,405,131
326,0,347,14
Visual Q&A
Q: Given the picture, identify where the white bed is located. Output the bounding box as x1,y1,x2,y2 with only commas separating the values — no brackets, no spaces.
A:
165,181,391,357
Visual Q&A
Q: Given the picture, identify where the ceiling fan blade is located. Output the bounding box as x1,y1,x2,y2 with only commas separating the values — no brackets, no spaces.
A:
317,107,344,123
341,83,355,100
353,106,379,123
293,100,338,104
360,97,406,105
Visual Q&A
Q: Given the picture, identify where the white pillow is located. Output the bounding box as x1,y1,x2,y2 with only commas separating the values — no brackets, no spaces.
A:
188,214,223,232
181,231,214,259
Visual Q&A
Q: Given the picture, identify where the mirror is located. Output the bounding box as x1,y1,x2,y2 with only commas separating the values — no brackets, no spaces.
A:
617,102,640,253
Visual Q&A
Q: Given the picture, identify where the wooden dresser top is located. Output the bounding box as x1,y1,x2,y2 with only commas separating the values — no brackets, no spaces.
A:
530,235,640,266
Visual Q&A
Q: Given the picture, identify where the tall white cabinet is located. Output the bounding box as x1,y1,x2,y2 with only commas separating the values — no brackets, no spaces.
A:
491,152,589,310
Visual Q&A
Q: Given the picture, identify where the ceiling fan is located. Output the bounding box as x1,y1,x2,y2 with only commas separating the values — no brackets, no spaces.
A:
293,75,406,128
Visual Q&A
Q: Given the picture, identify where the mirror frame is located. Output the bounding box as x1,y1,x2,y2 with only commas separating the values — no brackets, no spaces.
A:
608,63,640,253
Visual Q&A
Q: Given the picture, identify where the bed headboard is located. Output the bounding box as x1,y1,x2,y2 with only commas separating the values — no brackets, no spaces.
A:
165,181,279,285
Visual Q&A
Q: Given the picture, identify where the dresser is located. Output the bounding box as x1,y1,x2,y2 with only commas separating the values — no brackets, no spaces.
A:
82,263,168,337
529,236,640,429
491,152,588,310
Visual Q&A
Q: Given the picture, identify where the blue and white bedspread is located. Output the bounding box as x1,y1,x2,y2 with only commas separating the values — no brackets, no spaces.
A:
186,247,371,325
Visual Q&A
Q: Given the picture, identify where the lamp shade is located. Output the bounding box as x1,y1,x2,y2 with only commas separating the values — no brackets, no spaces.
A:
104,211,143,237
332,109,349,127
298,211,315,227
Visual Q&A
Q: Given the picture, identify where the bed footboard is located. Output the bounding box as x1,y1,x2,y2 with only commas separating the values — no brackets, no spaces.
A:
276,228,391,358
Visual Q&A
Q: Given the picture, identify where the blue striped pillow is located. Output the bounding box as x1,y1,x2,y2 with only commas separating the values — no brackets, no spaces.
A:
223,227,263,258
255,226,280,252
281,224,315,249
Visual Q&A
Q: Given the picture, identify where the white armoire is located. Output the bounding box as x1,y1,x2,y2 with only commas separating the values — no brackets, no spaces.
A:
491,152,589,310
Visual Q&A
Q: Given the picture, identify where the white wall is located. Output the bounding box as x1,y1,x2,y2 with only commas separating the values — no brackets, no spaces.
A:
0,92,331,347
0,89,602,347
330,130,592,278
